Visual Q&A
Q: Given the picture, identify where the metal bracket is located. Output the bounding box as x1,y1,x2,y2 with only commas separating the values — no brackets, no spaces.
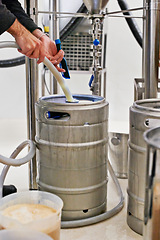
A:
134,78,160,101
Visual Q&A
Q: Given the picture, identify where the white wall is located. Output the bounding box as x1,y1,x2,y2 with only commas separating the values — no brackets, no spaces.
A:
106,0,143,132
0,0,26,120
0,0,143,126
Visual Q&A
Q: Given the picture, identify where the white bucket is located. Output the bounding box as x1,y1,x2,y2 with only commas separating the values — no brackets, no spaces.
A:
0,191,63,240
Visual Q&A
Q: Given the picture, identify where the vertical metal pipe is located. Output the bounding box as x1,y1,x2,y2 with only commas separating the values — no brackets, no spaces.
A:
41,68,45,96
103,71,107,98
49,0,60,94
53,0,60,40
142,0,146,99
25,0,38,189
53,0,60,94
49,0,54,94
26,58,38,190
143,0,160,99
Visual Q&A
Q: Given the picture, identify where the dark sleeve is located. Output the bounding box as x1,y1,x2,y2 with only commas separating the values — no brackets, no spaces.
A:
0,0,16,35
2,0,39,33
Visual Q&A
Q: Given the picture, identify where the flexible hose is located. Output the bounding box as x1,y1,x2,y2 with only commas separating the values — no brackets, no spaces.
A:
0,140,36,167
43,57,74,102
0,140,36,198
60,3,87,42
0,41,74,102
117,0,142,48
61,159,124,228
0,56,25,68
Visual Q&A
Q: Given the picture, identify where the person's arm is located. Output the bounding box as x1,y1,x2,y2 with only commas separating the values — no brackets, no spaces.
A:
2,0,39,33
2,0,65,70
0,0,16,35
7,20,65,70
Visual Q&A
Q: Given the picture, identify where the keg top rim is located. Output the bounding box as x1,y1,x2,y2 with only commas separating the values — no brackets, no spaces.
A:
144,127,160,149
134,99,160,112
38,94,107,106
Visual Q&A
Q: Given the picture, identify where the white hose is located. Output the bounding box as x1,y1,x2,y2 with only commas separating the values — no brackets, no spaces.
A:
0,41,19,49
61,159,124,228
43,58,74,102
0,140,35,166
0,41,74,102
0,140,36,198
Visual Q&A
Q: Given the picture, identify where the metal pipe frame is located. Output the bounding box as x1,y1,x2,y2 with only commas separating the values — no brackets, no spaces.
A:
49,0,60,94
38,6,144,17
25,0,38,190
26,0,60,188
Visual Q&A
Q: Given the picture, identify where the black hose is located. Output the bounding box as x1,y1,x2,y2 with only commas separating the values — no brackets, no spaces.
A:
60,3,87,42
117,0,142,48
0,56,25,68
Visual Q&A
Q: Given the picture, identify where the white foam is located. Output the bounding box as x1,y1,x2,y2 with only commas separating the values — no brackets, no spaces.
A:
2,204,56,224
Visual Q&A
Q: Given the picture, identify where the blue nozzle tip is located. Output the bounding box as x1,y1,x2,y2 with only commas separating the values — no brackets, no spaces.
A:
93,39,100,46
55,39,61,44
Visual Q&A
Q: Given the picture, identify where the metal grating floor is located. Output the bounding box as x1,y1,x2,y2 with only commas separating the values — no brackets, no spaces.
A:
61,33,93,71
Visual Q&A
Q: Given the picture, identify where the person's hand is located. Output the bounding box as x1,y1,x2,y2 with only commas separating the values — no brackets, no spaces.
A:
33,29,65,72
39,35,65,72
7,19,46,62
7,20,65,73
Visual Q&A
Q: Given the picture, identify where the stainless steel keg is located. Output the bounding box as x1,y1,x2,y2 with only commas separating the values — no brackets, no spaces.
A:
109,132,129,179
127,99,160,235
143,127,160,240
35,94,109,220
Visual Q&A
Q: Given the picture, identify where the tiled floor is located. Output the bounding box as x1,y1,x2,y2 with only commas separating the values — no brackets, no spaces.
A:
0,119,142,240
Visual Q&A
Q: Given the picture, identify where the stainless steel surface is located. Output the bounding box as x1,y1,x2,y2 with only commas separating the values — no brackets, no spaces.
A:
83,0,109,14
53,0,60,40
25,0,38,190
26,58,38,190
107,7,144,15
108,15,143,18
49,0,59,94
90,18,104,95
35,94,108,220
38,10,103,18
127,99,160,235
134,78,160,101
109,132,129,179
143,0,160,99
38,6,144,17
143,127,160,240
